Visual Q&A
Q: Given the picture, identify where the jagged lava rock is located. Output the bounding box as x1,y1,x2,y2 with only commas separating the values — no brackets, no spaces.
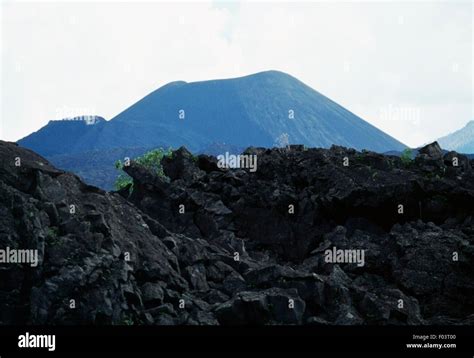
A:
1,140,474,325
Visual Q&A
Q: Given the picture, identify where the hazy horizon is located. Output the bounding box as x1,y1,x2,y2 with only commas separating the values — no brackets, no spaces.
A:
1,0,473,147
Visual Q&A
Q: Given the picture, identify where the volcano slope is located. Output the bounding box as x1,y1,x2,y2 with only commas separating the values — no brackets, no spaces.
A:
1,140,473,325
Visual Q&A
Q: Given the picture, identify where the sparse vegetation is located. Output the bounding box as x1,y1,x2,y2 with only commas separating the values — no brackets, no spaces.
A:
46,227,60,244
46,226,59,238
400,148,413,166
120,315,135,325
114,147,173,192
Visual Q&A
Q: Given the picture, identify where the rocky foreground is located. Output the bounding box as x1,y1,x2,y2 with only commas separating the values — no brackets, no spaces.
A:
1,140,473,325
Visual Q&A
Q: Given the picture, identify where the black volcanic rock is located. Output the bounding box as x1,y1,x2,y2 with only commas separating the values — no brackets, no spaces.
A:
1,140,473,325
418,141,443,159
120,142,474,324
0,141,243,325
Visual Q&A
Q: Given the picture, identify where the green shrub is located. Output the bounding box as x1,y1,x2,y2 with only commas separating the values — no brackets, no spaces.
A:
400,148,413,166
114,148,173,192
46,227,59,238
114,174,133,192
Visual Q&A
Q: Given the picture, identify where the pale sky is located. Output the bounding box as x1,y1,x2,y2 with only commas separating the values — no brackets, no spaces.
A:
1,0,472,147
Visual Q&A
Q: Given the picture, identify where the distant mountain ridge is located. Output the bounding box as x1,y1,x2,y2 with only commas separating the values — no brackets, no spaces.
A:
17,70,408,189
19,71,406,154
18,116,107,156
438,120,474,154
